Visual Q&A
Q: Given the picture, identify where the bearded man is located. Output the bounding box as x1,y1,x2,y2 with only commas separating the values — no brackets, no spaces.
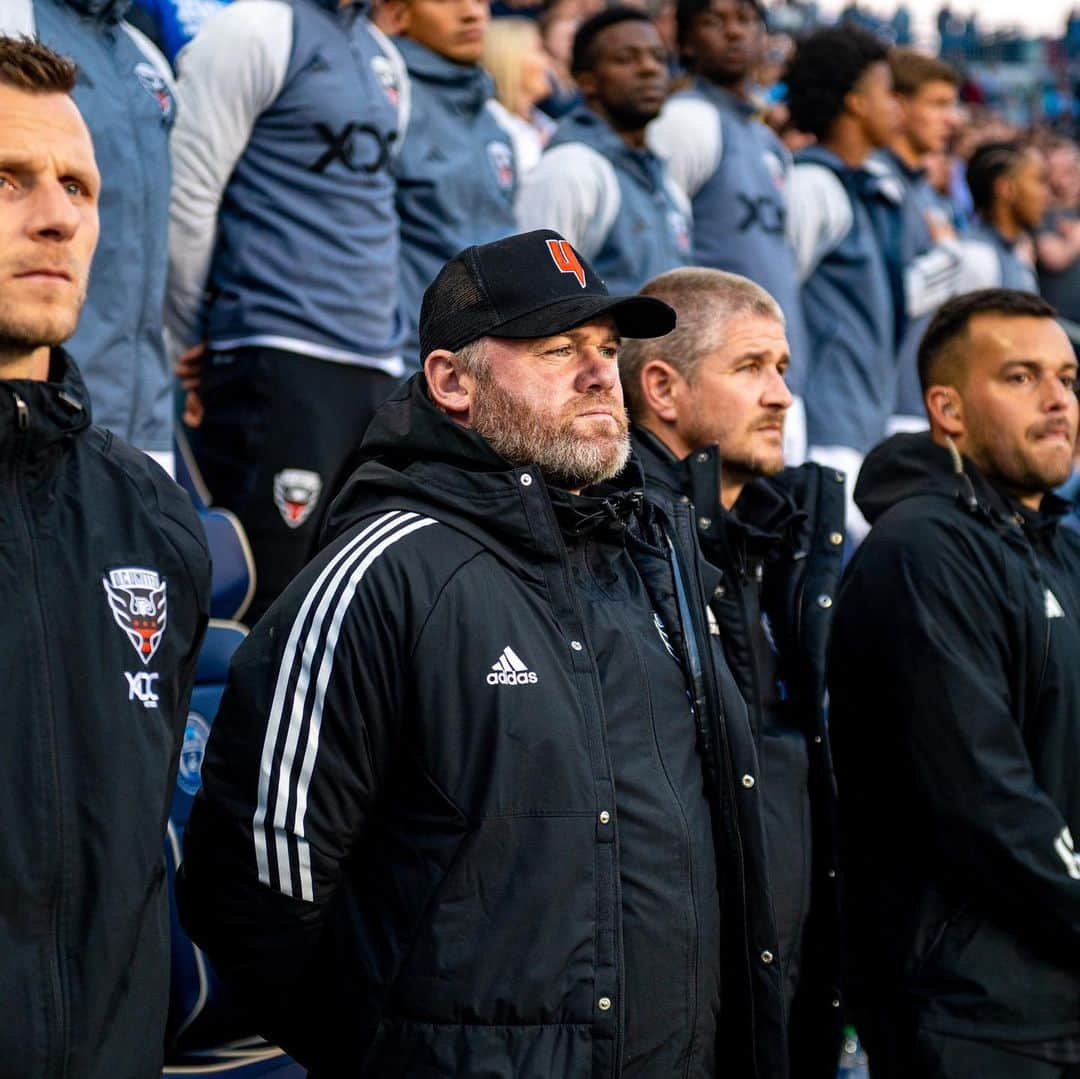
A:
177,230,786,1077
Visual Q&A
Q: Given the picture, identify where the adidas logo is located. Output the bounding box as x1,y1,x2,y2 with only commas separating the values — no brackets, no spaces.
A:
1046,589,1065,619
486,645,539,686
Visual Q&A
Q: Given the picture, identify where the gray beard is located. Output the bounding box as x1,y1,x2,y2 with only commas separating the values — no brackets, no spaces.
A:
470,373,631,490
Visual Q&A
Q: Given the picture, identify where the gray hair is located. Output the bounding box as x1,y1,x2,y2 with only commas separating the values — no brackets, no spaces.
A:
619,267,785,421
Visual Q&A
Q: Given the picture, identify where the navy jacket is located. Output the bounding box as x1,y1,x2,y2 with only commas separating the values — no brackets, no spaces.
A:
831,433,1080,1043
0,352,210,1077
178,377,787,1077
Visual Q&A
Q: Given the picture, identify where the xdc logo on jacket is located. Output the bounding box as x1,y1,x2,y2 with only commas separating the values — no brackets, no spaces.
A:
309,123,395,174
104,567,167,709
736,193,785,235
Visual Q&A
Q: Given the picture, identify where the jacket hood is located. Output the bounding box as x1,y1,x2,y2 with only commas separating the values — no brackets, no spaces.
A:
60,0,129,19
1,349,92,459
855,431,983,525
396,38,493,114
855,431,1072,537
325,374,647,556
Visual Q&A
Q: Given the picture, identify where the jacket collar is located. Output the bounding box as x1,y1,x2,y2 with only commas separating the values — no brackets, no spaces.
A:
1,348,92,460
691,79,757,119
550,106,665,193
395,38,493,114
60,0,129,20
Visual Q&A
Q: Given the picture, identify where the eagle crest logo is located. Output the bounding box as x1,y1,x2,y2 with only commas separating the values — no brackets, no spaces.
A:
103,567,167,665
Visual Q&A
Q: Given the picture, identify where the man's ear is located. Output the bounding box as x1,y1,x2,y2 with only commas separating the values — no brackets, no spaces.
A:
381,0,409,34
926,384,964,438
575,69,597,101
640,359,684,423
424,349,474,425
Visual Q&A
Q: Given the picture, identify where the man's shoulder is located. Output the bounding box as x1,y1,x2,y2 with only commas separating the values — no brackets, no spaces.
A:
86,427,210,557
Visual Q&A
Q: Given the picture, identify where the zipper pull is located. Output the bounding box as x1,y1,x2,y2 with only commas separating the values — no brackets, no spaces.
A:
12,391,28,431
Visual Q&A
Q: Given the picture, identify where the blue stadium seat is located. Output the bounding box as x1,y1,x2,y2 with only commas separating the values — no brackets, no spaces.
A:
175,429,257,623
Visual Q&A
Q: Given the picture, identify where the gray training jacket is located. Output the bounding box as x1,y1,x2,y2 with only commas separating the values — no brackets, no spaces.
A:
167,0,409,376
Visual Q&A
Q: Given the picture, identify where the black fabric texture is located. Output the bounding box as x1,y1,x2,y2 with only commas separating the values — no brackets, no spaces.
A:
193,345,397,622
0,351,210,1078
178,374,782,1076
830,430,1080,1045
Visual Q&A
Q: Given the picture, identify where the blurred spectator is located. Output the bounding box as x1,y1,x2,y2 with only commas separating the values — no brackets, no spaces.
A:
1036,139,1080,324
537,0,585,117
387,0,518,367
649,0,811,460
517,7,691,294
956,140,1048,291
879,48,964,431
166,0,408,622
785,24,901,540
128,0,230,65
483,17,556,174
1,0,177,474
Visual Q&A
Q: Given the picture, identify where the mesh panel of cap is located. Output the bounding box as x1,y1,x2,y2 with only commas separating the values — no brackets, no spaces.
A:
419,254,495,360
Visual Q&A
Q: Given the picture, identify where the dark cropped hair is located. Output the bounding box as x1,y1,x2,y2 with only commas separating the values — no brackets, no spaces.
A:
785,25,888,140
966,140,1026,216
0,35,76,94
571,6,654,75
675,0,765,51
917,288,1058,393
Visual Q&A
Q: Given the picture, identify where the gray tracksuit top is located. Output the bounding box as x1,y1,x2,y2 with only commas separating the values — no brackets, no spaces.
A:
516,107,691,299
393,38,517,368
649,82,809,396
167,0,408,375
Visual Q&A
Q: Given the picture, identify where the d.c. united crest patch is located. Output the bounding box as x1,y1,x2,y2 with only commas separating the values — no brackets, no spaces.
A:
103,567,168,665
273,469,323,529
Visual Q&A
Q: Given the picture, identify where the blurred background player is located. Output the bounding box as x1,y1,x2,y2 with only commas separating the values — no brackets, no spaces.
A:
517,6,691,294
166,0,408,621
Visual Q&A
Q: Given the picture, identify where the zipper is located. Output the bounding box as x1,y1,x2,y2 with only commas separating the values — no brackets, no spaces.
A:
10,390,68,1076
532,479,624,1076
670,524,758,1072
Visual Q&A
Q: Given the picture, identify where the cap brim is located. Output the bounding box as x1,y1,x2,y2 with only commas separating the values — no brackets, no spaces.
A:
488,293,675,341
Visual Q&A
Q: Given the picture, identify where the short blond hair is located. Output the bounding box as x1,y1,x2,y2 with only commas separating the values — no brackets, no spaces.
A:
620,267,784,421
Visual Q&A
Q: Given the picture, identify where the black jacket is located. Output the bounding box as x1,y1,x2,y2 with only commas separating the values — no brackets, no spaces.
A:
178,376,786,1077
632,429,845,1078
829,432,1080,1043
0,352,210,1078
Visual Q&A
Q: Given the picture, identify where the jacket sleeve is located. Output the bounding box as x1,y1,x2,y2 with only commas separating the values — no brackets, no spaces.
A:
165,0,291,346
646,96,722,199
515,142,618,257
177,511,438,1062
785,163,853,283
832,521,1080,961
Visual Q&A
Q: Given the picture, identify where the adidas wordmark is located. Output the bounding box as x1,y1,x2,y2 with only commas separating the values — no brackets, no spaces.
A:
487,645,539,686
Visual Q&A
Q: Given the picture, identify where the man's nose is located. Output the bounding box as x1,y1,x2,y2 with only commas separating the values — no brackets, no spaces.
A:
763,366,793,409
26,179,81,242
579,347,619,391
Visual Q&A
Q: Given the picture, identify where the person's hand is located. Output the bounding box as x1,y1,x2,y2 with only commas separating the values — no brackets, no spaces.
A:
176,341,207,429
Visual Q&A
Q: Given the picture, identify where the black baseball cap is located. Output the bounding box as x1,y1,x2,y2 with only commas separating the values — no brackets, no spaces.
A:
418,229,676,359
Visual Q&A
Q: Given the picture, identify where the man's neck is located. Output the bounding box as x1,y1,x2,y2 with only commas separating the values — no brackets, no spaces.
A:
823,118,873,168
588,101,646,148
988,204,1022,242
888,132,924,171
701,70,751,100
0,345,49,382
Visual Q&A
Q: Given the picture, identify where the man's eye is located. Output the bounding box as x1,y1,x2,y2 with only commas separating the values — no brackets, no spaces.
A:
1007,372,1031,385
63,181,84,197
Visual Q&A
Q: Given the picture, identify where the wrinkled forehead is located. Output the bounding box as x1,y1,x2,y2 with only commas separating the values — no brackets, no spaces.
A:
0,84,99,180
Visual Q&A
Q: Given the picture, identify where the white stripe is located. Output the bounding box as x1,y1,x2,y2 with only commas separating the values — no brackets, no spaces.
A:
270,512,421,893
291,515,437,901
252,511,410,886
504,646,528,672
